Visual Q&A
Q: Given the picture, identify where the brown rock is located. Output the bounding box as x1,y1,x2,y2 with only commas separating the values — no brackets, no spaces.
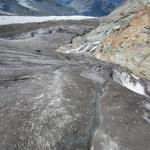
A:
95,6,150,79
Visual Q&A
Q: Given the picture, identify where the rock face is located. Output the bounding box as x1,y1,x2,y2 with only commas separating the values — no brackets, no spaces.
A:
95,5,150,79
0,0,123,16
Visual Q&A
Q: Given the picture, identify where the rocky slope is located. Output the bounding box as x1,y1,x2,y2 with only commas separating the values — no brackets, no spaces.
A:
56,0,150,80
95,5,150,80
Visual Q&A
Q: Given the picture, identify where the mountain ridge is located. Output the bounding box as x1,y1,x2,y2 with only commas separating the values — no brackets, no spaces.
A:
0,0,123,16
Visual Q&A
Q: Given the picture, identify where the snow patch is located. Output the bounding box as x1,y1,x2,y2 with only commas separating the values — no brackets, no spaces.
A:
113,25,121,31
131,73,139,80
143,102,150,111
64,41,99,54
34,94,44,100
16,0,37,11
143,112,150,123
69,0,95,13
142,101,150,123
0,16,96,25
113,70,147,97
0,10,14,15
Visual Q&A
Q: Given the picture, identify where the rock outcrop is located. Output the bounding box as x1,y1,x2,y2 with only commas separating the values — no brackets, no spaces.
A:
95,4,150,79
